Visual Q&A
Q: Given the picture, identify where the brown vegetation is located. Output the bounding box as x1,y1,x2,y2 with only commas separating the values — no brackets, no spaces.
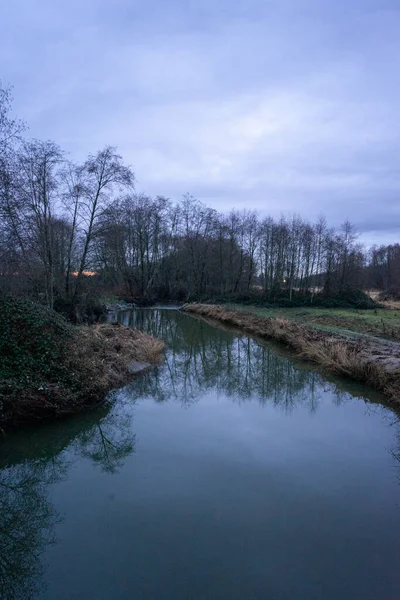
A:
70,323,165,391
0,323,165,430
183,304,400,406
368,290,400,311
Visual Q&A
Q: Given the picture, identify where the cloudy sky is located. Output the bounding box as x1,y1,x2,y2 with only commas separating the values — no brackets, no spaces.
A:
1,0,399,245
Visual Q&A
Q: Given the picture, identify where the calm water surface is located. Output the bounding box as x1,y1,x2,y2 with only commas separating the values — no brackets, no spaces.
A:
1,309,400,600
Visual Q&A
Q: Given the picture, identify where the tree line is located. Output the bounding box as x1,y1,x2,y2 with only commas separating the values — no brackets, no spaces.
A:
1,82,399,312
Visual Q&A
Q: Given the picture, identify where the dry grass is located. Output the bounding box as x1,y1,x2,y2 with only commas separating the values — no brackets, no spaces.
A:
69,323,166,394
79,323,165,364
1,323,165,430
368,290,400,311
183,303,400,406
225,303,400,343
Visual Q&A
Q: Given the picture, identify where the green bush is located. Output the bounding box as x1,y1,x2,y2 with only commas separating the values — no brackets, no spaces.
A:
0,294,73,382
315,290,379,309
54,294,106,323
196,289,380,310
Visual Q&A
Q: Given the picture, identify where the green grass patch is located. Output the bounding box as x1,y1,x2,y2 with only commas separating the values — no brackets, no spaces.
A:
224,304,400,342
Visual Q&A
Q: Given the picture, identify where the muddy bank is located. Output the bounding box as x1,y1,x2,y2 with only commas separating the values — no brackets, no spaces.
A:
182,304,400,405
1,323,165,431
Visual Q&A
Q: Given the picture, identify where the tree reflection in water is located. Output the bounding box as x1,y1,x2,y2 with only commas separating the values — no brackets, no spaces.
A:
118,309,400,480
73,405,135,474
389,417,400,483
0,461,61,600
118,309,353,413
0,403,136,599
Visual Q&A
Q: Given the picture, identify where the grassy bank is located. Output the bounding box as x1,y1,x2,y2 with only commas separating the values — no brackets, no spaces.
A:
223,304,400,343
0,296,165,431
182,303,400,406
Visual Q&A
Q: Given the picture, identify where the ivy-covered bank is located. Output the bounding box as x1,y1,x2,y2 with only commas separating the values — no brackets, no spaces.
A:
0,295,165,431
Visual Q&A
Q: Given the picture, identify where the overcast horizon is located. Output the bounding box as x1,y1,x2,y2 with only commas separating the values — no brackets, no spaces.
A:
1,0,399,246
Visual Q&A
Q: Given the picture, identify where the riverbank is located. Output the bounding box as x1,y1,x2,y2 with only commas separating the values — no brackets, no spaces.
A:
0,296,165,431
182,304,400,405
221,303,400,343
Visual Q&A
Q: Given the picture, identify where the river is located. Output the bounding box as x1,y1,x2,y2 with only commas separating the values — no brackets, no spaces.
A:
1,308,400,599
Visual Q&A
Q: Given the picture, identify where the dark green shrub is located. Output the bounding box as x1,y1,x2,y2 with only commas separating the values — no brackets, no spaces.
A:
54,294,106,323
0,294,73,381
195,289,380,310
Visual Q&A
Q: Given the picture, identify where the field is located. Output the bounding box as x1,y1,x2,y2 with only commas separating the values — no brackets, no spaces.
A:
224,303,400,343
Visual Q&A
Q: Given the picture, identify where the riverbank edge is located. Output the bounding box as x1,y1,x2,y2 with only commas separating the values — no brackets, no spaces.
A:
0,323,165,432
182,303,400,406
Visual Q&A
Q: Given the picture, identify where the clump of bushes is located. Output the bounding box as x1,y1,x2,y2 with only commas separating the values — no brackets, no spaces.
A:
54,293,106,323
0,294,165,430
313,290,379,309
0,293,73,382
197,290,380,310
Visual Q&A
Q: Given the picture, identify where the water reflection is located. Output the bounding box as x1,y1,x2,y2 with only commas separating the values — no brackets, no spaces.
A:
0,404,136,599
73,407,136,474
114,309,369,413
0,461,61,600
116,309,400,483
1,309,400,599
390,418,400,483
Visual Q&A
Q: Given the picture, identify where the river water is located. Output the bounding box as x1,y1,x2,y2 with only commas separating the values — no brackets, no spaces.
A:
1,308,400,600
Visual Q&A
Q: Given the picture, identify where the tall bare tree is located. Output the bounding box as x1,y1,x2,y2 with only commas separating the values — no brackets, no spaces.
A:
72,146,134,300
17,140,64,308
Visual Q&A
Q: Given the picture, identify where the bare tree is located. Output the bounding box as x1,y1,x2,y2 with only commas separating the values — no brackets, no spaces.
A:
60,162,87,295
72,146,134,300
0,82,25,154
17,140,64,308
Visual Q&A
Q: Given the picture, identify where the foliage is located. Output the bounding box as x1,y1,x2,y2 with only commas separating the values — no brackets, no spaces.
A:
53,293,106,323
0,294,165,430
0,293,73,382
311,290,379,309
198,290,380,310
